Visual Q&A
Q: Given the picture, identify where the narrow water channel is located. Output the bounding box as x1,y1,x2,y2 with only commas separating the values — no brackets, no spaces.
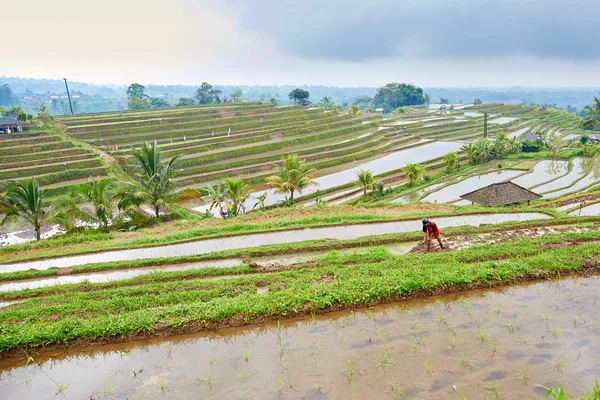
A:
1,276,597,399
0,213,551,273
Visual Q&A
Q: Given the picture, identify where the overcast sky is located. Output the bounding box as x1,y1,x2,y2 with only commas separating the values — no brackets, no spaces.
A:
5,0,599,87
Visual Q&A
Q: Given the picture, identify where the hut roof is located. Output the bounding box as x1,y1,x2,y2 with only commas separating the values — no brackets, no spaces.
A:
459,181,541,207
522,133,541,141
0,117,21,125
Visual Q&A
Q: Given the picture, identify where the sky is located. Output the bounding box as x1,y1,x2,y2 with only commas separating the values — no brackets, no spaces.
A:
5,0,600,88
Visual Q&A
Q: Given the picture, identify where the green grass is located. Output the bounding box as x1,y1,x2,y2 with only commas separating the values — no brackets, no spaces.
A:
0,236,598,353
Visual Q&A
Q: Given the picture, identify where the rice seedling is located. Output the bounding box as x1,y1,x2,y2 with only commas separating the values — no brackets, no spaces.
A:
451,325,458,337
487,338,497,357
493,304,502,316
515,365,529,385
547,355,566,376
475,315,483,328
478,330,487,344
463,303,472,316
44,373,68,397
543,313,554,327
585,320,595,334
484,381,501,399
424,359,434,376
551,328,560,340
309,338,321,350
165,344,172,357
447,336,456,351
243,351,251,362
242,335,248,346
438,310,449,326
457,353,477,369
198,372,215,392
411,320,421,329
311,310,317,324
305,358,324,373
159,378,168,393
573,315,579,328
384,377,404,399
412,334,426,347
343,359,354,386
165,362,173,371
277,376,285,395
550,301,561,310
236,373,253,382
503,322,516,333
313,384,328,399
337,335,344,343
376,327,388,339
541,385,567,400
375,345,393,369
278,357,289,374
518,334,529,345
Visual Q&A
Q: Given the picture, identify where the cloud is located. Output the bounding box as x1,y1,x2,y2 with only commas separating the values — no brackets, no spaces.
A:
228,0,600,62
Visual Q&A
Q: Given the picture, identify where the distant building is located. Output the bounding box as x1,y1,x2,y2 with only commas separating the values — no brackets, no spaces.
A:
374,108,385,114
460,181,541,207
0,117,23,134
440,105,447,114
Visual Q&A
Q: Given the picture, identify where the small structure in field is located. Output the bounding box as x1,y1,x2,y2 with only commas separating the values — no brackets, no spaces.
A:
0,117,23,134
588,134,600,144
440,105,447,114
460,181,541,206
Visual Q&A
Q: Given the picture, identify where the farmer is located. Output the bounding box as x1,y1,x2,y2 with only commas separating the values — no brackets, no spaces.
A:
422,218,445,252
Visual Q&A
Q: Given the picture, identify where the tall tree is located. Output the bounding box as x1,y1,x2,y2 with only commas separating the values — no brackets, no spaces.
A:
583,96,600,131
372,83,429,113
0,84,16,106
474,138,492,164
439,98,450,104
176,97,196,107
444,152,459,173
355,169,375,197
126,83,147,99
150,97,169,108
288,88,310,105
195,82,218,104
349,104,361,116
461,143,476,165
266,154,315,205
230,90,243,102
0,179,67,241
403,163,424,186
117,141,180,219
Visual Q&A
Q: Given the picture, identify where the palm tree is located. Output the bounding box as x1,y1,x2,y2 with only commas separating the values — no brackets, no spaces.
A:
132,140,179,218
222,177,250,216
444,152,459,173
507,137,522,154
69,178,116,232
583,96,600,131
403,163,424,186
0,179,67,240
266,154,315,205
492,133,508,159
355,169,375,196
349,104,361,117
9,105,24,116
474,138,492,164
461,143,476,165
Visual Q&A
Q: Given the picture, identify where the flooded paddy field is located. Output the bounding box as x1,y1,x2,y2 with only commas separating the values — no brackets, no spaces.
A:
1,276,598,399
0,213,551,273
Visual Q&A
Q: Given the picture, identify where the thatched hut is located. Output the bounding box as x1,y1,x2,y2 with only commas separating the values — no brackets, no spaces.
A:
460,181,541,206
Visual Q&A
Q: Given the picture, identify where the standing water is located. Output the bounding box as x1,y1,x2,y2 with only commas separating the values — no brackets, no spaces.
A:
0,213,550,273
1,276,597,399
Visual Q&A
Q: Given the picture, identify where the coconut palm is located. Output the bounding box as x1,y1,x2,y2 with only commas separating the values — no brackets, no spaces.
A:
355,169,375,197
403,163,424,186
222,177,250,216
118,141,180,219
474,138,492,164
0,179,68,240
177,182,226,218
492,133,508,159
507,137,522,154
461,143,476,165
583,96,600,131
9,105,24,116
349,104,361,117
444,152,459,173
69,178,116,232
266,154,315,205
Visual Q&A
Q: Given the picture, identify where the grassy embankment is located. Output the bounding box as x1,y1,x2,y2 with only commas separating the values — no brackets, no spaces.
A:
0,229,599,355
0,203,564,264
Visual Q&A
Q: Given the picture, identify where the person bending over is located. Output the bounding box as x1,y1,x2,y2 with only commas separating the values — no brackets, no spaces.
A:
422,218,445,252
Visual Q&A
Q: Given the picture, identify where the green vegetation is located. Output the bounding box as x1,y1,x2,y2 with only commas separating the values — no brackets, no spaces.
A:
372,83,429,113
266,154,315,205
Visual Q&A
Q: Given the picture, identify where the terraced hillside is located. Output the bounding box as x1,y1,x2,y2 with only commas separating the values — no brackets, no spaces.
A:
51,103,586,207
0,128,109,197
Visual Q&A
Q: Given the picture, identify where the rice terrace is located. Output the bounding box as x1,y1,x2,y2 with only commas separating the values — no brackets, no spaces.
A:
2,3,600,397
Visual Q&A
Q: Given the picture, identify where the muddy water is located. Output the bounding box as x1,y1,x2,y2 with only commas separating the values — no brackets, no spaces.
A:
534,158,586,193
0,213,550,273
2,276,598,399
488,117,518,125
511,160,569,189
392,183,445,203
0,259,243,292
192,141,463,213
569,202,600,216
543,157,600,199
421,170,523,203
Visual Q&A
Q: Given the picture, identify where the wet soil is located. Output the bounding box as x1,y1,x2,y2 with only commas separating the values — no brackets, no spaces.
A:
1,276,598,399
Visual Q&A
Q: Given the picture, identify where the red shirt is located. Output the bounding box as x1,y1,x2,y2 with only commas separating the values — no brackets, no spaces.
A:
423,222,440,236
